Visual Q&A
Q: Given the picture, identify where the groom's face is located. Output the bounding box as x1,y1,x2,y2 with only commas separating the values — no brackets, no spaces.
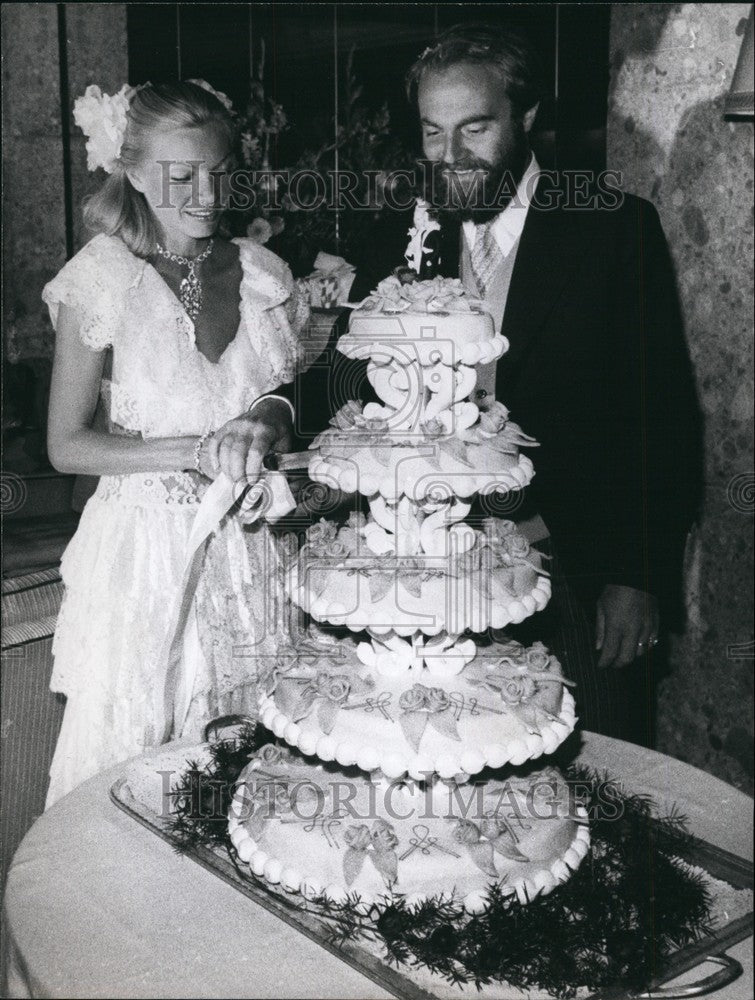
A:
417,61,531,221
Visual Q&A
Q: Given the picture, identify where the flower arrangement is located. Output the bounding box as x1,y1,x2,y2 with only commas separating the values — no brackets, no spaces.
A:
238,39,288,174
235,45,414,272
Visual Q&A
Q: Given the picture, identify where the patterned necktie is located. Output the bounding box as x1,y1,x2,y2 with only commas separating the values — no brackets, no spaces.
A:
470,220,504,298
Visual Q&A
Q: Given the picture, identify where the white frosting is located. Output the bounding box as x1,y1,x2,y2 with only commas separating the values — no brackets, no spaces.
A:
339,317,506,369
258,633,576,781
288,553,550,636
335,333,505,435
310,283,537,500
260,682,575,782
228,755,590,912
309,441,534,503
354,275,486,316
227,274,592,914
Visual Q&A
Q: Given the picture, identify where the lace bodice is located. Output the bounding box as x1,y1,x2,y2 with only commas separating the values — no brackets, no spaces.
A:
43,234,310,438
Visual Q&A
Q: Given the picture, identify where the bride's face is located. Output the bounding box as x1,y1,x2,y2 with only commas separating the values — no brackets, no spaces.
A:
128,120,233,252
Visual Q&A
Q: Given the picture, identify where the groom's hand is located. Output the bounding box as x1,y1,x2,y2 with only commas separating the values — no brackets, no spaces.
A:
209,399,293,490
595,584,659,668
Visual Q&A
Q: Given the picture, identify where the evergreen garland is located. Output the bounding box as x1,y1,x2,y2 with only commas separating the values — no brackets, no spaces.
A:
166,726,713,998
168,721,267,854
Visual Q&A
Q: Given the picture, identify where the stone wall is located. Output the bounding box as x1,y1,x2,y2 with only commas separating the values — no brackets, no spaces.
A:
608,4,754,792
2,3,128,365
3,3,67,364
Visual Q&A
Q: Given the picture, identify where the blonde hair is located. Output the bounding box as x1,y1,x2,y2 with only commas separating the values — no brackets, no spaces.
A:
83,82,235,257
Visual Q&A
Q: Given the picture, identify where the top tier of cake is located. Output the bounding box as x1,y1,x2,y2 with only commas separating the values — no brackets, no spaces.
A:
340,275,504,368
308,276,537,503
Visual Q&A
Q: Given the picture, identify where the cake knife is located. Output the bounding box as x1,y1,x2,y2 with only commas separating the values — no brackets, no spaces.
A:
262,450,316,473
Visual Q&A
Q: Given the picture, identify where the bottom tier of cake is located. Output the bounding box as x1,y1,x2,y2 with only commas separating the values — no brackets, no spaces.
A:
228,746,590,913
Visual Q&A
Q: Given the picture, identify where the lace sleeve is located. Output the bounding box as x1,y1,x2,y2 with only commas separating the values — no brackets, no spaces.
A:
284,273,311,337
42,234,139,351
236,238,316,387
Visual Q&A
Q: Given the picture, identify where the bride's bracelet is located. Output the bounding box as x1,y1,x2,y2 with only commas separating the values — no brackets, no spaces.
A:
193,431,211,473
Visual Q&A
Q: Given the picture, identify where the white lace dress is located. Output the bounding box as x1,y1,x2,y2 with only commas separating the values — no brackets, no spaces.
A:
42,234,310,808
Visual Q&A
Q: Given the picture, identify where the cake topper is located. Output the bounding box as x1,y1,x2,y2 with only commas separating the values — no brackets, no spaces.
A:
405,198,442,278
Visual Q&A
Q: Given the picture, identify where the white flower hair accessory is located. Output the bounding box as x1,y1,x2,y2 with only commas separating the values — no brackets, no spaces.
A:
186,79,234,113
73,84,137,173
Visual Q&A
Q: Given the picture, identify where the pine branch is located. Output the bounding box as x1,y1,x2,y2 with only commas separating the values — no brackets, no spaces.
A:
165,736,716,998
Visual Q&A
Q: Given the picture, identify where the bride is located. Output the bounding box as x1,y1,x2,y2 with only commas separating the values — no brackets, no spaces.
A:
42,80,311,808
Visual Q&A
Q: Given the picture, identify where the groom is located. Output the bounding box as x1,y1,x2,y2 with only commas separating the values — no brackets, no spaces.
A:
314,23,701,743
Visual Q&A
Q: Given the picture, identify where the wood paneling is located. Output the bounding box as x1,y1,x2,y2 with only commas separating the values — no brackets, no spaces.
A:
126,4,610,171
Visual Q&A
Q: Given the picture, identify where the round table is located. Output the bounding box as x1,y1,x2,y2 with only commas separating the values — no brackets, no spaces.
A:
3,734,752,999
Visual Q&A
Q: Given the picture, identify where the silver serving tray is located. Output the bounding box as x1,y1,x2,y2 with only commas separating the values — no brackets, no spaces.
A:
110,776,752,1000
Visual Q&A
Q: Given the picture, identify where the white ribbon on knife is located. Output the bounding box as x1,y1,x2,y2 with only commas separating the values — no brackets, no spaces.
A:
155,469,296,744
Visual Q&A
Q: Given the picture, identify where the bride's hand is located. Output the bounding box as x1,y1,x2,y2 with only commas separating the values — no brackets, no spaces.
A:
208,399,293,492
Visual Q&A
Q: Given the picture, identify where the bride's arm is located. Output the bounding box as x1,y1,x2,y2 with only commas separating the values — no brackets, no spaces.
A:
47,303,201,476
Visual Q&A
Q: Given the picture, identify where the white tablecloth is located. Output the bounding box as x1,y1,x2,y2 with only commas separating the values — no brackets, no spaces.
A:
2,734,753,999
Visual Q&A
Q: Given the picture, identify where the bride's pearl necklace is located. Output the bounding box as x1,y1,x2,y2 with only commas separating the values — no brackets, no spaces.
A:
155,239,215,321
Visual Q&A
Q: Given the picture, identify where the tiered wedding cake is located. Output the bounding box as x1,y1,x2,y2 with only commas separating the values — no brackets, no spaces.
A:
228,275,589,912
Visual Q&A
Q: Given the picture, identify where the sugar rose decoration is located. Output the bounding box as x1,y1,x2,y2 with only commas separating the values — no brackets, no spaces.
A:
477,402,510,436
252,743,289,766
398,683,460,752
526,642,553,672
481,518,517,547
425,687,451,713
421,417,446,439
306,519,338,547
452,819,481,845
372,818,399,852
313,672,351,705
304,518,347,558
342,819,400,887
500,675,537,705
508,536,531,559
343,824,372,851
245,780,293,840
272,662,374,736
451,811,530,875
398,684,427,714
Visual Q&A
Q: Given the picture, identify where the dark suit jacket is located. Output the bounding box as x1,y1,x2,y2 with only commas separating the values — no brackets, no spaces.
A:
296,176,702,623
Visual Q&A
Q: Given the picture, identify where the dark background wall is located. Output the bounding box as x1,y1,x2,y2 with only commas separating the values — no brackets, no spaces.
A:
127,3,609,174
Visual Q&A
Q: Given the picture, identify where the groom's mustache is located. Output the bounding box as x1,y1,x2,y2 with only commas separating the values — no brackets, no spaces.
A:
421,156,522,220
436,156,497,174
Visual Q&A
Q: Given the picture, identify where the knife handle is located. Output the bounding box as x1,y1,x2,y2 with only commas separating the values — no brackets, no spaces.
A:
262,450,314,473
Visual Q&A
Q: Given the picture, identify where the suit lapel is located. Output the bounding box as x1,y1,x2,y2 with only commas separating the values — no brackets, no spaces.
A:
436,184,582,389
439,219,461,278
498,179,582,385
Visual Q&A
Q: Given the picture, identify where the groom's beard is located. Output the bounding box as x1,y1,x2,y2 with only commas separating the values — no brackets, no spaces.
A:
421,143,530,224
